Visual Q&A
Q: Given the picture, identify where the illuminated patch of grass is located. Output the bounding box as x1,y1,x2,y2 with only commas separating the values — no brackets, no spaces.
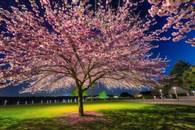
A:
0,102,150,119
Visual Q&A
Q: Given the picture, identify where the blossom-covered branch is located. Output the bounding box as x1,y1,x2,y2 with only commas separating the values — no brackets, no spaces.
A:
148,0,195,46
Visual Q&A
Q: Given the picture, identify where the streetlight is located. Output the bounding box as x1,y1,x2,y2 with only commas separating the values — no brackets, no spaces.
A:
159,89,163,99
173,87,178,99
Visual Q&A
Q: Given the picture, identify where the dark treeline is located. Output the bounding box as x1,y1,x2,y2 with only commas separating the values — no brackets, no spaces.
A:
161,60,195,95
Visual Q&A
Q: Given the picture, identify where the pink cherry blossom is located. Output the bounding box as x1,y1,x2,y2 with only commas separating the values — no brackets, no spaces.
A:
0,0,167,116
148,0,195,46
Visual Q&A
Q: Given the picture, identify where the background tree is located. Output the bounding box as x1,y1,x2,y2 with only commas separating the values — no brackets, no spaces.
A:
170,60,190,75
170,60,190,87
0,0,167,116
182,66,195,91
98,91,108,100
160,61,194,94
159,76,173,95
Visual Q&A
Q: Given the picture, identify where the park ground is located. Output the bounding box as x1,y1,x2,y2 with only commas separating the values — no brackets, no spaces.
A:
0,101,195,130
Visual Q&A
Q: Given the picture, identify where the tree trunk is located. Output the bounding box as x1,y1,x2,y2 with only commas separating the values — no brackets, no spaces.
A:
78,86,84,116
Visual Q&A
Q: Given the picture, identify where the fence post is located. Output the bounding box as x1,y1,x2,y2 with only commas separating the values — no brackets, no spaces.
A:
3,100,7,106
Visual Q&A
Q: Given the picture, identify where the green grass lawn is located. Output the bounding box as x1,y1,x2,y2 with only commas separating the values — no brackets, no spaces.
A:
0,101,195,130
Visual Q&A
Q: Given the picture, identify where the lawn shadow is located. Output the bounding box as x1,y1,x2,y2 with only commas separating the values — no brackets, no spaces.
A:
97,105,195,130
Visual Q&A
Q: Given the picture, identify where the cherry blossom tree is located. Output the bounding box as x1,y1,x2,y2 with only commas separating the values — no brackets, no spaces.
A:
148,0,195,46
0,0,167,116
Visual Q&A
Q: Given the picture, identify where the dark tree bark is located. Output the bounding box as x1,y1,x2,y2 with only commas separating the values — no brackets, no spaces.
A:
77,85,84,116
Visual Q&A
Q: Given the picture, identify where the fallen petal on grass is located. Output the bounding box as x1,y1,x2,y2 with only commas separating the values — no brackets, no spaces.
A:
64,112,104,125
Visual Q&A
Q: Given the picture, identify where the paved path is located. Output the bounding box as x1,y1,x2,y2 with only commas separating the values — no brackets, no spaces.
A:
131,97,195,106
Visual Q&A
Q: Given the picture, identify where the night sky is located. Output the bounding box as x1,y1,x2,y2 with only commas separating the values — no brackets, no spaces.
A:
0,0,194,96
154,33,195,74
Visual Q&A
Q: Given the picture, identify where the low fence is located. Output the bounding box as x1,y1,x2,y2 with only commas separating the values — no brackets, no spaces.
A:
1,96,195,106
0,96,86,106
0,96,136,106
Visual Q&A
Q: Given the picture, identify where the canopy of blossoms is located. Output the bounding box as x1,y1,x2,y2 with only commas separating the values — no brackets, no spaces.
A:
0,0,167,93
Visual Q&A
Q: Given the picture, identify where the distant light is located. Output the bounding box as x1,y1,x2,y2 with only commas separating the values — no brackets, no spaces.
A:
114,96,119,99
